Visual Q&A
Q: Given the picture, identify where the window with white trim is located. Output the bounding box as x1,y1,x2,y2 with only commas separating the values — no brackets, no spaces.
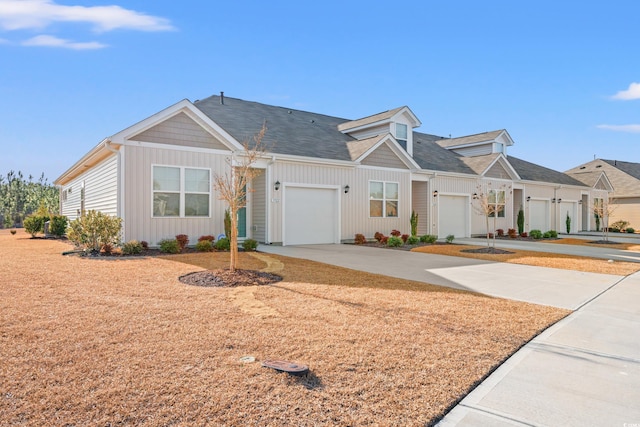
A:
488,189,505,218
395,123,408,150
369,181,399,217
153,166,210,217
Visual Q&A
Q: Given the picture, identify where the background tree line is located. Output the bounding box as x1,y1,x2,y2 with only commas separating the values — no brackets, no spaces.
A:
0,171,59,228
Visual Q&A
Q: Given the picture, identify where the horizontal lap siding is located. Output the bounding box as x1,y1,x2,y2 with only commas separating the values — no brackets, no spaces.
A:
123,145,229,245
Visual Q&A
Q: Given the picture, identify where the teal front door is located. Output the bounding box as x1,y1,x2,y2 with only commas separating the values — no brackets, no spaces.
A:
237,207,246,238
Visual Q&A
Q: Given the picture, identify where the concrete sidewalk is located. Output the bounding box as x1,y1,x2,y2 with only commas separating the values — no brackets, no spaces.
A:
259,243,640,426
438,271,640,426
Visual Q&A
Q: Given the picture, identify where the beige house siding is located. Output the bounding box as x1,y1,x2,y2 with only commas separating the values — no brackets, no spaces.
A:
411,181,428,236
60,154,118,221
611,197,640,229
361,143,409,169
451,144,492,157
122,145,230,245
128,112,229,150
485,162,512,180
251,170,267,242
268,161,412,243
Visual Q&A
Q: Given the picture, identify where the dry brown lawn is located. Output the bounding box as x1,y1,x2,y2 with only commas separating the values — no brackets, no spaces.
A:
543,237,640,252
412,243,640,276
1,229,568,426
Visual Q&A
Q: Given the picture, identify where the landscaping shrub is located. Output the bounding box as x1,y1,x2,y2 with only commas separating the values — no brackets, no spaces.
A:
530,229,543,239
175,234,189,252
23,215,46,237
507,228,517,238
565,212,571,234
101,243,114,254
159,239,180,254
546,230,558,238
122,240,143,255
390,229,401,237
387,236,403,247
611,220,630,232
380,236,389,244
496,228,504,237
67,210,122,253
215,237,230,251
410,210,418,237
354,233,366,245
224,209,232,238
374,232,384,243
49,215,68,237
243,239,259,251
445,234,455,243
626,227,635,234
420,234,437,244
401,234,409,243
517,207,525,235
542,231,551,239
407,235,420,245
198,235,215,243
520,232,528,238
195,240,213,252
141,241,149,250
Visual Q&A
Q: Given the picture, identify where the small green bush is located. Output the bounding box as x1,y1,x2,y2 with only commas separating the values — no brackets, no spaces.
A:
530,229,543,239
195,240,213,252
159,239,180,254
545,230,558,238
543,231,551,238
626,227,635,234
610,220,630,232
445,234,455,244
49,215,68,237
67,211,122,252
122,240,143,255
215,237,230,251
407,235,420,245
24,215,46,237
387,236,404,247
243,239,259,251
420,234,437,244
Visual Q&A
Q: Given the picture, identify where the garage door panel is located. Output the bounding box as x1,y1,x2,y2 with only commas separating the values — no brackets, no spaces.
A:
284,187,338,245
529,200,549,231
439,196,468,238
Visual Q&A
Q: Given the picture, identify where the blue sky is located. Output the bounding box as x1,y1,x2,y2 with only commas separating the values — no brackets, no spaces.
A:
1,0,639,182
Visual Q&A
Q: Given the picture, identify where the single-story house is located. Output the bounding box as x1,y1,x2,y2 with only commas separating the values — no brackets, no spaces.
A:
566,159,639,229
55,93,611,246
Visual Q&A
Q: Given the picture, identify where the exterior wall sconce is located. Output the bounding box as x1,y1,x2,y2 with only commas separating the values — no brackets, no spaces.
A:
433,190,438,197
578,200,583,205
557,198,562,203
472,193,478,199
344,185,350,194
526,196,531,202
551,198,556,203
274,181,280,191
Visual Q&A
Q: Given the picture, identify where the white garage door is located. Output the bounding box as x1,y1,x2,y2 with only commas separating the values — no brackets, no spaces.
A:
439,195,468,238
529,200,549,232
284,186,339,245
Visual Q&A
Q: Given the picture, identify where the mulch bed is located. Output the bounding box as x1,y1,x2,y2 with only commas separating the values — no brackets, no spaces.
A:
461,247,515,254
179,269,282,287
588,240,622,245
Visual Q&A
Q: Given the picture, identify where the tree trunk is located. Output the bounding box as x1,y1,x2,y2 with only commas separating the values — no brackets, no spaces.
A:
230,204,238,272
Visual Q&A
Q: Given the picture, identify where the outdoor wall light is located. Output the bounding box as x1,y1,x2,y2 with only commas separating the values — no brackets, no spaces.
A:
526,196,531,202
433,190,438,197
274,181,280,191
551,198,556,203
578,200,583,205
472,192,478,199
557,198,562,203
344,185,350,194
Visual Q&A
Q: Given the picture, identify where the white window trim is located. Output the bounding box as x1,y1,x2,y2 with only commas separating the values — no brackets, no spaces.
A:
368,180,399,218
395,123,408,149
151,164,211,218
488,189,506,218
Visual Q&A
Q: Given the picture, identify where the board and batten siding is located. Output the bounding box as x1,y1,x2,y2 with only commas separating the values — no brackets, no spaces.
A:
60,154,118,221
268,161,412,243
122,145,230,245
411,181,428,236
251,170,267,242
451,144,492,157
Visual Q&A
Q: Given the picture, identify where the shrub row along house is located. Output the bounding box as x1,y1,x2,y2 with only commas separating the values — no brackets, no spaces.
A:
55,93,612,246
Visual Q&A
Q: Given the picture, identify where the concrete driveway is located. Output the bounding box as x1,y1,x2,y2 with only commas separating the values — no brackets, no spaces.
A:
259,242,640,426
259,244,623,310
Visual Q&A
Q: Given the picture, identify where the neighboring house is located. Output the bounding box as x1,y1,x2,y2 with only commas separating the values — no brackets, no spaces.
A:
55,93,610,246
566,159,639,229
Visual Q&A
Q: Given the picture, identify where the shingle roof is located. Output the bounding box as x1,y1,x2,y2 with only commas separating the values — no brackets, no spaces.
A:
435,130,505,148
602,159,640,180
346,135,386,161
194,95,356,161
566,159,640,196
508,156,586,186
337,106,405,132
459,153,501,175
411,132,477,174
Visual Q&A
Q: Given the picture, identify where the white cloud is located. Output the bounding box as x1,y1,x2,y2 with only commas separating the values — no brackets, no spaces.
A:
597,124,640,133
22,34,106,50
0,0,174,32
611,82,640,100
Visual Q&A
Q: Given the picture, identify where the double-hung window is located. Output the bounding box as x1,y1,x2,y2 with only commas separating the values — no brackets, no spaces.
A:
488,189,506,218
153,166,210,217
369,181,399,217
395,123,408,150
